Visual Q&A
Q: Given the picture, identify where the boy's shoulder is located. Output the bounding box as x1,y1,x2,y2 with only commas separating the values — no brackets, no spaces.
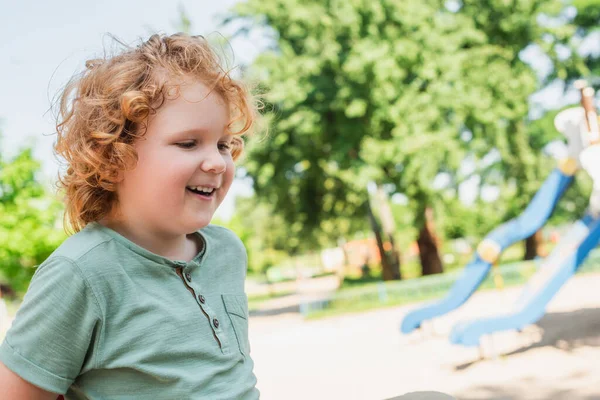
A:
33,223,119,284
50,223,115,263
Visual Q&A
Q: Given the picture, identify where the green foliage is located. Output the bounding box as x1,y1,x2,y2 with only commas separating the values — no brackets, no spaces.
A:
573,0,600,79
538,0,600,82
439,197,504,240
0,146,65,293
573,0,600,31
227,0,572,249
218,196,291,275
219,0,600,280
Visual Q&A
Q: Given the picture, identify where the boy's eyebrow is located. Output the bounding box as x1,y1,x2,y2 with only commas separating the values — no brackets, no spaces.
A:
168,127,233,139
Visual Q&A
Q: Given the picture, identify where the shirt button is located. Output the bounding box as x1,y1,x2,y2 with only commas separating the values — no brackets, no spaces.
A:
198,294,206,304
185,272,192,281
213,318,220,329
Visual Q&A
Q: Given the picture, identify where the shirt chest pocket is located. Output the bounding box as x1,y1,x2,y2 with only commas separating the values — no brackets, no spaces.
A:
222,294,250,356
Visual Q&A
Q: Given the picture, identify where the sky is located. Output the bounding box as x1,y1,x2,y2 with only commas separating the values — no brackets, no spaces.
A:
0,0,260,218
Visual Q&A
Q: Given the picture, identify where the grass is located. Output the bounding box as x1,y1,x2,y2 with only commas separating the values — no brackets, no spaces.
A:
304,280,527,321
305,290,445,320
302,259,570,320
300,247,536,320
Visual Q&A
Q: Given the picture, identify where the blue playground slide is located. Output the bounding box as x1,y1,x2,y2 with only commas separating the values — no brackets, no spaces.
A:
400,169,574,334
449,214,600,346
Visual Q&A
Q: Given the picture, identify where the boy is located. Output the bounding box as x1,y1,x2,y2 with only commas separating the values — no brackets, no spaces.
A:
0,33,260,399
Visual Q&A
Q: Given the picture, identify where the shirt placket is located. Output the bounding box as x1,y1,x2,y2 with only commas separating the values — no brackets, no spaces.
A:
174,260,229,354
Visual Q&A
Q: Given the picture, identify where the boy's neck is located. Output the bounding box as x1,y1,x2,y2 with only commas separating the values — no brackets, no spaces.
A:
98,218,203,263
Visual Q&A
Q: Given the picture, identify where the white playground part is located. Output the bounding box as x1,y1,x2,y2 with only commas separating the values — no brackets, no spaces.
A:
554,87,600,217
580,144,600,217
553,107,588,164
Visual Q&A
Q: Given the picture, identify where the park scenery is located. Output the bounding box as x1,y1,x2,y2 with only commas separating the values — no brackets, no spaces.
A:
2,0,600,399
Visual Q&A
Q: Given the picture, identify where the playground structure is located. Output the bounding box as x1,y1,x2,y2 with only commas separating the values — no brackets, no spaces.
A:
401,80,600,347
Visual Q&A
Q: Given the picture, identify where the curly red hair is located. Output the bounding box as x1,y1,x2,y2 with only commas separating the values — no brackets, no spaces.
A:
54,33,258,233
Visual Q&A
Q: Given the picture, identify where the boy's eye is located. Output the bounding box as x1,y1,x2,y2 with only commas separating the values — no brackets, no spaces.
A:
218,142,232,152
176,141,196,149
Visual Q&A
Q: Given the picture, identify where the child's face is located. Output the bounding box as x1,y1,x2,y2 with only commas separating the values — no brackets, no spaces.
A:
114,80,235,235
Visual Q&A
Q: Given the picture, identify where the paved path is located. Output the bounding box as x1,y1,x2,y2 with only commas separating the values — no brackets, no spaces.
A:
249,273,600,400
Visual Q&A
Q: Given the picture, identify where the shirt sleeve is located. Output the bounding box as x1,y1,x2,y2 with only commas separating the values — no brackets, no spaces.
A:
0,256,103,394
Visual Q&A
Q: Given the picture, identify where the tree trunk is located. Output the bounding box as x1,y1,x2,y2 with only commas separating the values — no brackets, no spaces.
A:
376,186,402,280
366,200,400,281
386,237,402,280
417,207,444,276
524,230,542,260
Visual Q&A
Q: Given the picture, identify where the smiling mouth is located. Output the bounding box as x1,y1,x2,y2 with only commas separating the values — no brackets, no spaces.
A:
186,187,216,198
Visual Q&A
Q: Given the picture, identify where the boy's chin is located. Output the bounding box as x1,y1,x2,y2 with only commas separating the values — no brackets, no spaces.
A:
184,215,214,231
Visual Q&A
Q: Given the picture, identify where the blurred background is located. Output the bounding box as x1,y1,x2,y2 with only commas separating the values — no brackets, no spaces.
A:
1,0,600,399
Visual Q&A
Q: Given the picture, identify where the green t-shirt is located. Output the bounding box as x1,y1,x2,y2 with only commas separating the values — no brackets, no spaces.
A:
0,222,259,399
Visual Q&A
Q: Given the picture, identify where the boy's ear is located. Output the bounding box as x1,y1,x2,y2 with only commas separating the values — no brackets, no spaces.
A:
110,169,125,185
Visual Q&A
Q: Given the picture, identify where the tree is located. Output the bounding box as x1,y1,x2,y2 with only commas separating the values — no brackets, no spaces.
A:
468,0,600,258
0,141,65,293
366,188,401,280
449,0,587,260
226,0,573,276
224,10,375,256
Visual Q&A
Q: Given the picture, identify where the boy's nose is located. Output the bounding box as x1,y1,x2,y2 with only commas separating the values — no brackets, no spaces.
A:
200,150,227,174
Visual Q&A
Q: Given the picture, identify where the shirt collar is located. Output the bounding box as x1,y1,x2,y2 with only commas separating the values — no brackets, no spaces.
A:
87,222,207,268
